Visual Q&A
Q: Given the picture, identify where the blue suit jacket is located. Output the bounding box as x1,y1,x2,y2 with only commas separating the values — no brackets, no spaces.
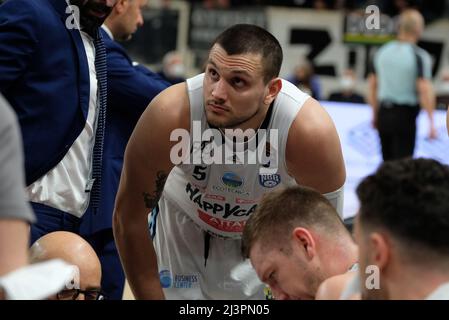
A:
80,28,170,234
0,0,90,186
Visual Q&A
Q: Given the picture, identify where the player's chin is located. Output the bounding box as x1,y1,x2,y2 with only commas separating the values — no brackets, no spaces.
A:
205,111,229,128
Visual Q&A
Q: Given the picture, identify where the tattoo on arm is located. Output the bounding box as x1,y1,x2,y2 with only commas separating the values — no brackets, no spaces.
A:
142,171,168,209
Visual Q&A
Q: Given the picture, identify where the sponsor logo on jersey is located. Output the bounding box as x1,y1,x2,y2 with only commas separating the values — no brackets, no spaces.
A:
186,183,257,219
259,173,281,188
159,269,172,288
173,274,199,289
236,197,260,204
212,184,250,196
221,172,243,188
205,193,226,201
198,210,246,233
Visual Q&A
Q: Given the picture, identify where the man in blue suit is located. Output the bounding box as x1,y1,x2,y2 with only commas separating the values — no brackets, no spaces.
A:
0,0,118,297
80,0,170,299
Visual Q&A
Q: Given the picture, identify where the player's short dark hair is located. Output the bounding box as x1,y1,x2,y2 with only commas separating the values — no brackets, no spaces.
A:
356,158,449,257
212,24,283,83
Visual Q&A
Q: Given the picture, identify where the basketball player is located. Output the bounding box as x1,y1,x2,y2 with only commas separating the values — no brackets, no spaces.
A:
113,24,346,299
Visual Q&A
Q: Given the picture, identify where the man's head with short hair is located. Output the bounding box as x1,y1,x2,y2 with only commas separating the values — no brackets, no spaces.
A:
398,9,425,40
30,231,102,300
355,158,449,299
212,24,283,84
242,186,356,300
104,0,148,41
203,24,284,130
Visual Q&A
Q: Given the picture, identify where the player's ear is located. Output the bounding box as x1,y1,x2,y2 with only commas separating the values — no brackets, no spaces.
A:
292,227,316,260
369,232,390,271
264,78,282,106
115,0,129,14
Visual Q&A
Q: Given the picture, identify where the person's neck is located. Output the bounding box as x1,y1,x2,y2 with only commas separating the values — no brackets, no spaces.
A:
103,20,116,40
397,33,418,44
324,237,358,277
387,264,449,299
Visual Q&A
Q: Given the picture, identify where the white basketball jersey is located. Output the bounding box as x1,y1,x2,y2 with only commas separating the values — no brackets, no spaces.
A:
163,73,310,239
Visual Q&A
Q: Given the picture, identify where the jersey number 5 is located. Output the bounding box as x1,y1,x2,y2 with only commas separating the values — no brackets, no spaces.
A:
192,166,207,181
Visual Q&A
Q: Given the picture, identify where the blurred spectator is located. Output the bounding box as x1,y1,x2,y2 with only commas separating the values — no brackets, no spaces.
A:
328,69,365,104
158,51,187,84
287,60,322,100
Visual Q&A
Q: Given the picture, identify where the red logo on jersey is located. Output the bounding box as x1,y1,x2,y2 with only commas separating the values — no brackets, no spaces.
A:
205,194,226,201
198,210,246,233
236,197,259,204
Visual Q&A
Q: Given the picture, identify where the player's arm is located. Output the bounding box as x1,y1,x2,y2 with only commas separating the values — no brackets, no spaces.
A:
416,52,436,139
0,220,29,276
113,83,190,299
417,77,437,139
286,98,346,215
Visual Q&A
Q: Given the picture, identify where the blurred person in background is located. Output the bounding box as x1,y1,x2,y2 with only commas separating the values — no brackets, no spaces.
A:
328,69,365,104
158,50,187,85
368,9,436,161
287,60,322,100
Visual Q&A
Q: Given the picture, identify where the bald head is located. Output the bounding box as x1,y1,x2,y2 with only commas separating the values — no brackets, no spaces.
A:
30,232,101,291
398,9,424,40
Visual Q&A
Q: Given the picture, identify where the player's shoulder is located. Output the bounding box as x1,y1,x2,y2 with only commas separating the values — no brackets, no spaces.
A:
289,97,335,140
315,272,354,300
147,82,190,129
278,79,310,103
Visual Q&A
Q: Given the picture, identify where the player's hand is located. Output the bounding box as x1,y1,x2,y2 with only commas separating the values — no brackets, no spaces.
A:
428,124,438,140
371,115,378,129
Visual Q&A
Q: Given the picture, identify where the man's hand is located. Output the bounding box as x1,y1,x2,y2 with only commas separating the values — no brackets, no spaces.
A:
428,123,438,140
371,112,378,130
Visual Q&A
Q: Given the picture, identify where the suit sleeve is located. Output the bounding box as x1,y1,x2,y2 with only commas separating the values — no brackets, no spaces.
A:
106,45,171,114
0,0,40,91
